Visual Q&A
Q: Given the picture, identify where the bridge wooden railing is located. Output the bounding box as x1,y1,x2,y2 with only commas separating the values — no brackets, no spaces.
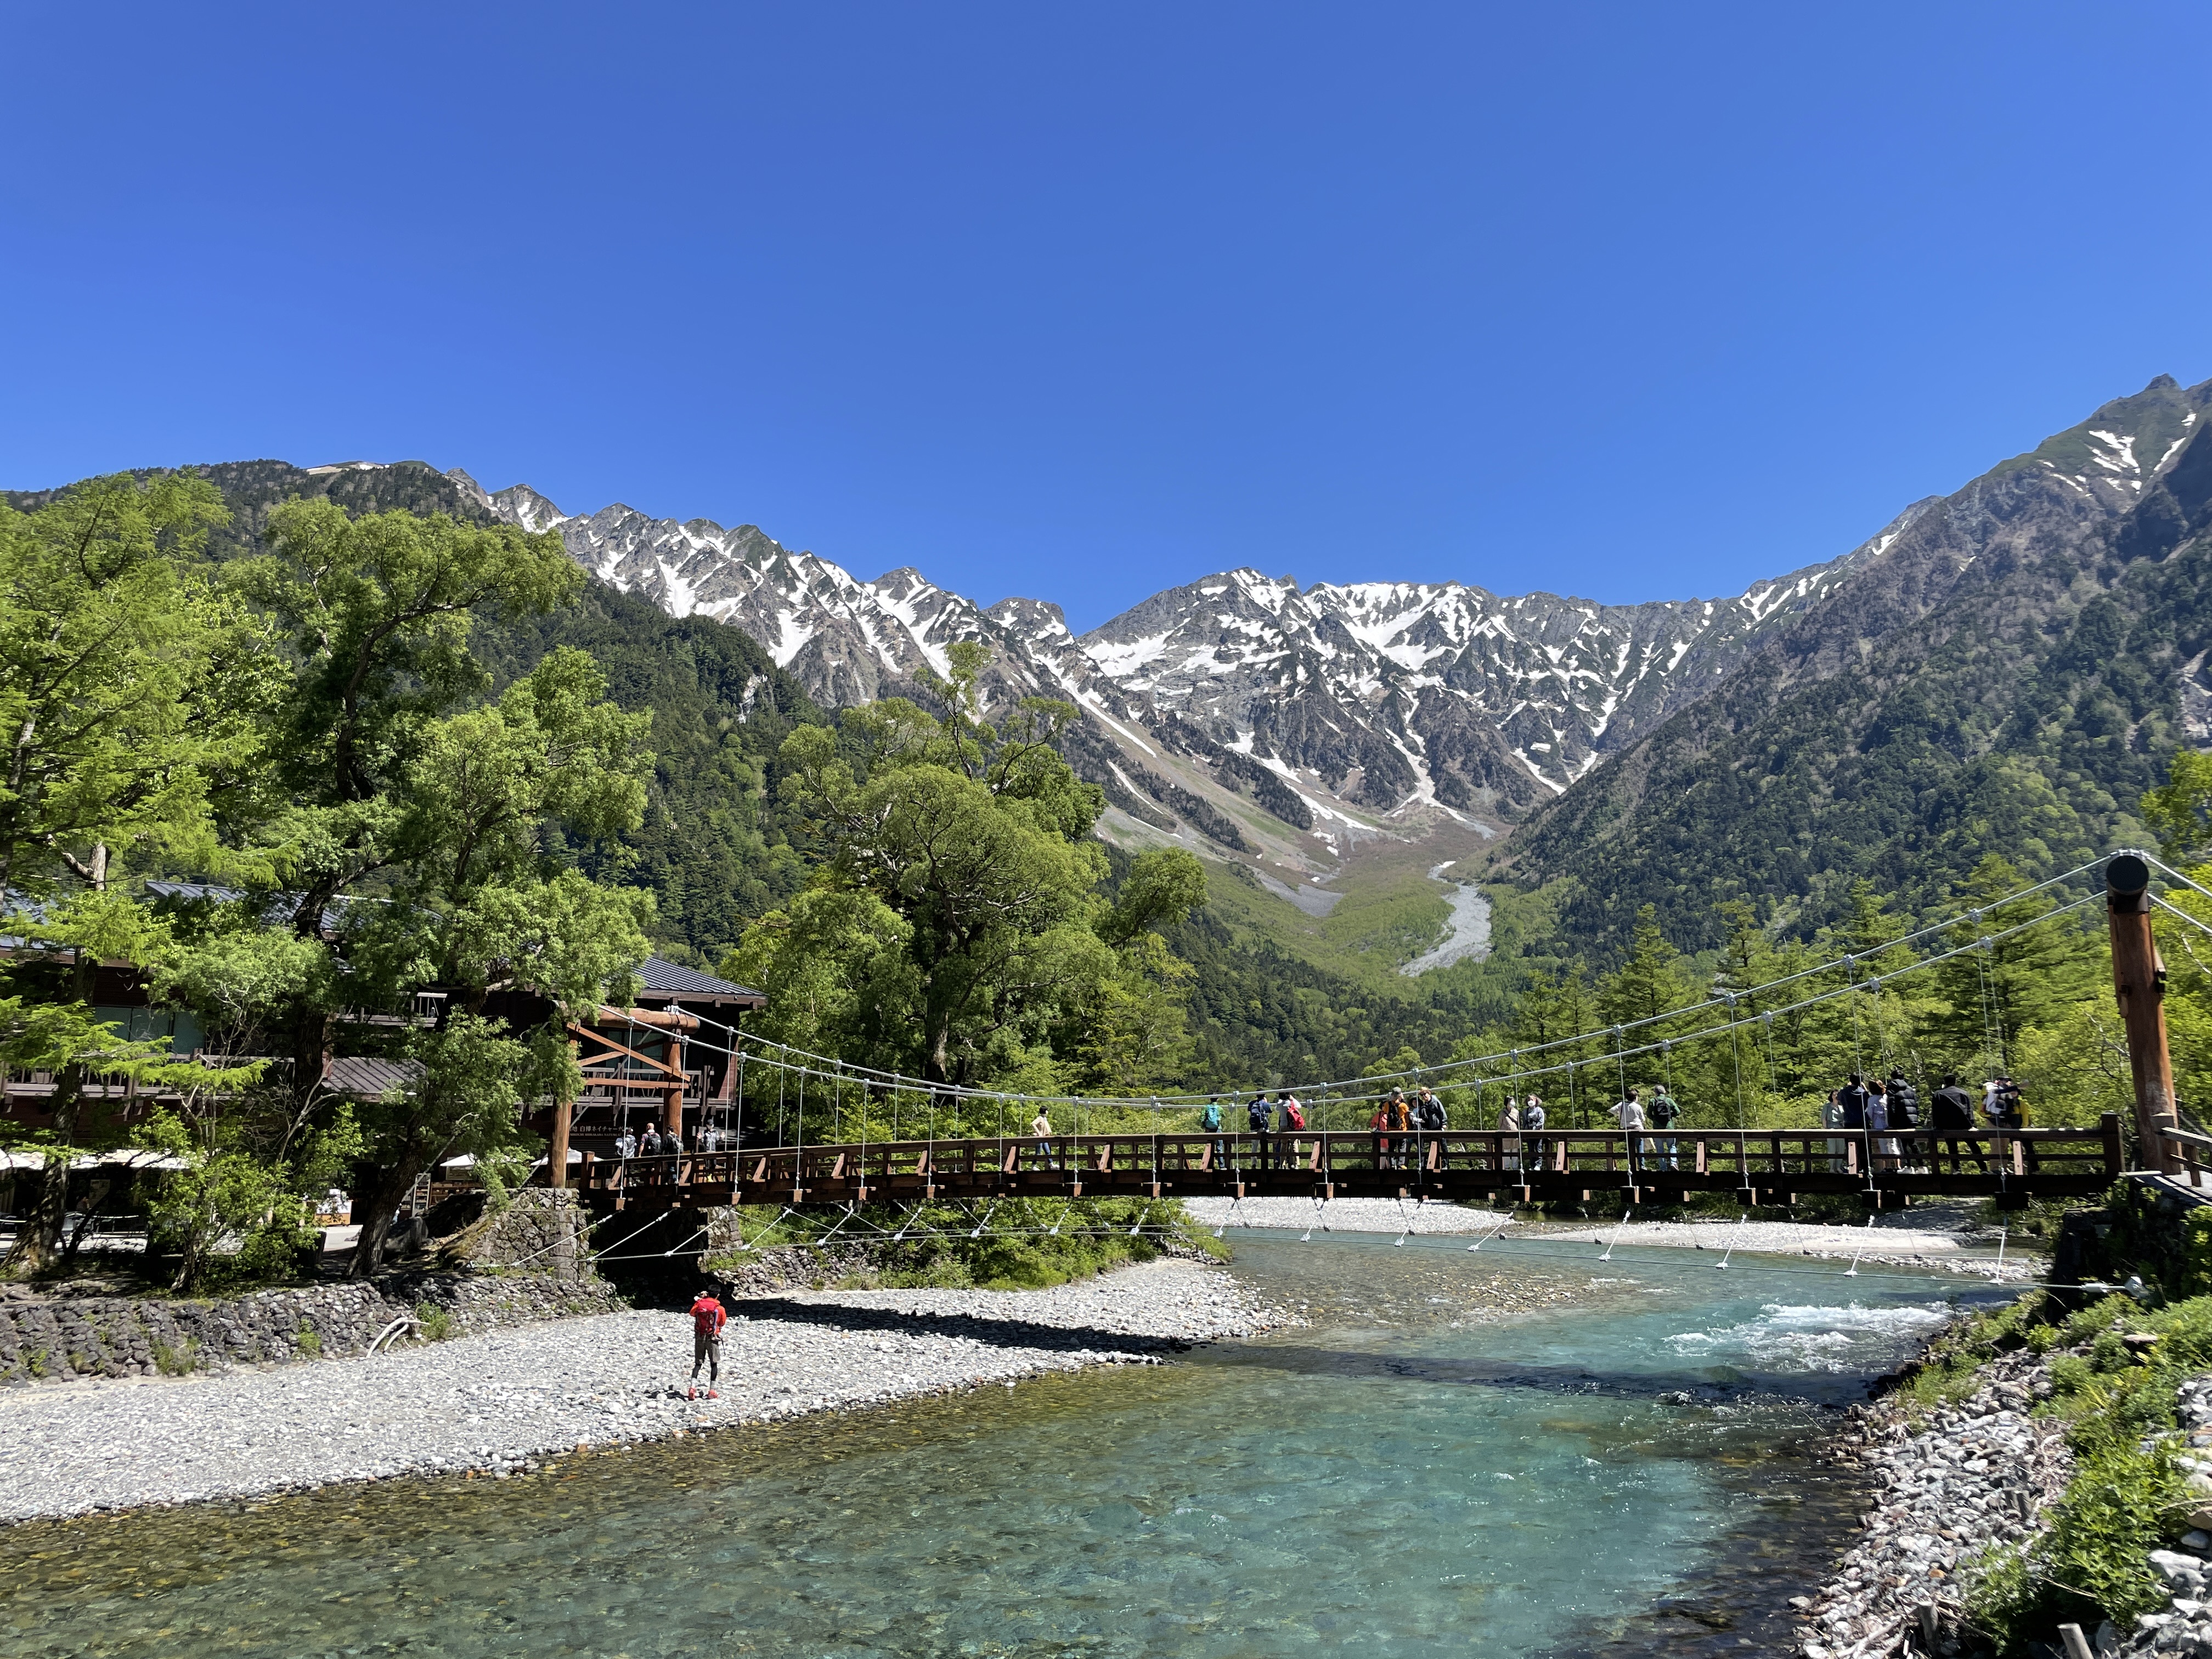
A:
570,1115,2123,1209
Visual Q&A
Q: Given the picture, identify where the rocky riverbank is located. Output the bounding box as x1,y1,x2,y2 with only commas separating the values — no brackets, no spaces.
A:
0,1269,624,1386
0,1256,1292,1523
1795,1339,2072,1658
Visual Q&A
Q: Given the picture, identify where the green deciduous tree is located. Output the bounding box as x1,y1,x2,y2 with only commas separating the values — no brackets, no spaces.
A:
731,647,1203,1118
0,475,279,1272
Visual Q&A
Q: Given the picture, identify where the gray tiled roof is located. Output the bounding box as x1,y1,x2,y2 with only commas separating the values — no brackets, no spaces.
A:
324,1056,423,1098
637,956,764,1003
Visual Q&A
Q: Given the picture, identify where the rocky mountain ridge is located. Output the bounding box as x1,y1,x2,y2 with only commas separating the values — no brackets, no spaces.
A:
446,374,2204,864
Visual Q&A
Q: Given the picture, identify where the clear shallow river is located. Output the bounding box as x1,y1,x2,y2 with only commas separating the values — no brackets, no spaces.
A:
0,1237,2011,1658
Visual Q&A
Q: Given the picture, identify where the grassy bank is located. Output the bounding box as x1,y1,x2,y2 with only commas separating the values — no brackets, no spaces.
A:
1877,1285,2210,1651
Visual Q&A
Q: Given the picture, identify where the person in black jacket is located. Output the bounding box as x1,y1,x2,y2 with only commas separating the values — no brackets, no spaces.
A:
1886,1070,1923,1171
1928,1074,1987,1171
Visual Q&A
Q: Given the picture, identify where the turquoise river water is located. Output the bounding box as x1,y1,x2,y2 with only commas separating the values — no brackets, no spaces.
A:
0,1235,2013,1658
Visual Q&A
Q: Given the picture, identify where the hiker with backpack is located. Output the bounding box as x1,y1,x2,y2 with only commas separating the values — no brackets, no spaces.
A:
1647,1085,1680,1171
1886,1070,1922,1169
1387,1090,1413,1170
1279,1093,1307,1167
1248,1091,1275,1170
1413,1087,1445,1169
1929,1073,1987,1172
1199,1096,1226,1171
1610,1087,1646,1178
687,1283,729,1401
1521,1093,1548,1177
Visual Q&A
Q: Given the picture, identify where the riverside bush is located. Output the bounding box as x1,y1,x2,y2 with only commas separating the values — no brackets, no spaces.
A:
1968,1290,2212,1651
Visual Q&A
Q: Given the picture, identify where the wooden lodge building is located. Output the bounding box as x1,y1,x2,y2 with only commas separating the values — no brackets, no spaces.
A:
2,886,768,1190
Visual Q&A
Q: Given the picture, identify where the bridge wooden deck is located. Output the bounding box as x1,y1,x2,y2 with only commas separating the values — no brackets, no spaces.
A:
571,1115,2125,1212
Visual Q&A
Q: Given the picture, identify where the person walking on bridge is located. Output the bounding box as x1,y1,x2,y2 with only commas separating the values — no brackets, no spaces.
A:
1248,1092,1275,1170
687,1284,729,1401
1412,1087,1444,1172
1522,1094,1548,1177
1030,1108,1055,1170
1929,1074,1987,1172
1279,1092,1306,1169
1647,1085,1680,1172
1610,1087,1646,1179
1498,1094,1521,1171
1837,1074,1870,1175
1200,1096,1226,1172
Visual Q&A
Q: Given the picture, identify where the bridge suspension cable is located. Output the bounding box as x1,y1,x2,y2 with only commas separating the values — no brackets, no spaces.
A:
648,850,2145,1119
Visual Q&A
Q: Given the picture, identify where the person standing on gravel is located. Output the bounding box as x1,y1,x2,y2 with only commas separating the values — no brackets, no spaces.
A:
688,1286,729,1401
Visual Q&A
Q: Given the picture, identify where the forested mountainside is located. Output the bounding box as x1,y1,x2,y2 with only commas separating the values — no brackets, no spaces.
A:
1502,375,2212,957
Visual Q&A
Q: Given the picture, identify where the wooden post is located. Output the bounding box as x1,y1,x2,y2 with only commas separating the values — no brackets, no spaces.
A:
548,1097,572,1189
2107,854,2181,1173
665,1032,686,1139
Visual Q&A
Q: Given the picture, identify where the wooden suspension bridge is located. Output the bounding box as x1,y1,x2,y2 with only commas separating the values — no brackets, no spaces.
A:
551,853,2209,1219
572,1119,2133,1215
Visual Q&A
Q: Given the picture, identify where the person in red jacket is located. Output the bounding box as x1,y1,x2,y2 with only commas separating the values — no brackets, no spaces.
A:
687,1287,729,1400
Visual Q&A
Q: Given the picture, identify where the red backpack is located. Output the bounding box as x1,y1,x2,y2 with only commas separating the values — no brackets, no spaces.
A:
1285,1100,1306,1130
691,1296,725,1336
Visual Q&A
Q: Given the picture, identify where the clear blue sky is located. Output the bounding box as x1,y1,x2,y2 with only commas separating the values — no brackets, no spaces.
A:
6,4,2210,631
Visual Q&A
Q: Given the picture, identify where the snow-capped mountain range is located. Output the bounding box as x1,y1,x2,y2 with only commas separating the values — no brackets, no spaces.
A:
444,373,2209,846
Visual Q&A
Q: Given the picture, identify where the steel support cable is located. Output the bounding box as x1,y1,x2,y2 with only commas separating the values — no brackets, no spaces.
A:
652,889,2103,1120
667,861,2112,1105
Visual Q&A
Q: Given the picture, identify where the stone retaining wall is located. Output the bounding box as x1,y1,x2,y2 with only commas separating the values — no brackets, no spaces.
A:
0,1268,625,1386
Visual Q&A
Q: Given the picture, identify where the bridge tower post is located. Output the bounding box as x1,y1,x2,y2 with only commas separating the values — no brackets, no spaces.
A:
548,1095,572,1189
2106,854,2180,1174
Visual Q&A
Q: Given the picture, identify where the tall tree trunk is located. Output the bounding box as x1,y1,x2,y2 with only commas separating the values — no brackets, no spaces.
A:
10,926,101,1276
15,1064,83,1273
347,1154,422,1279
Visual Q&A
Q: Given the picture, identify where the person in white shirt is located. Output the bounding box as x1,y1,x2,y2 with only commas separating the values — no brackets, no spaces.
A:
1030,1109,1054,1169
1611,1087,1646,1177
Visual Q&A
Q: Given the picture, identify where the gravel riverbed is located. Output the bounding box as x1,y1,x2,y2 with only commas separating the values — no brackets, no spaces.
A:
1183,1199,2031,1278
0,1257,1291,1525
1796,1341,2070,1658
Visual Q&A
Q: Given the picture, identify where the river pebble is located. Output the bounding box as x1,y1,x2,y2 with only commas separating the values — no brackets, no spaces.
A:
0,1257,1290,1524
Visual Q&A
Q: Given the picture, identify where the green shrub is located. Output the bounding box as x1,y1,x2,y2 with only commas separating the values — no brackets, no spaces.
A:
1971,1443,2185,1646
1970,1290,2212,1650
150,1336,199,1376
415,1303,453,1342
295,1327,321,1357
